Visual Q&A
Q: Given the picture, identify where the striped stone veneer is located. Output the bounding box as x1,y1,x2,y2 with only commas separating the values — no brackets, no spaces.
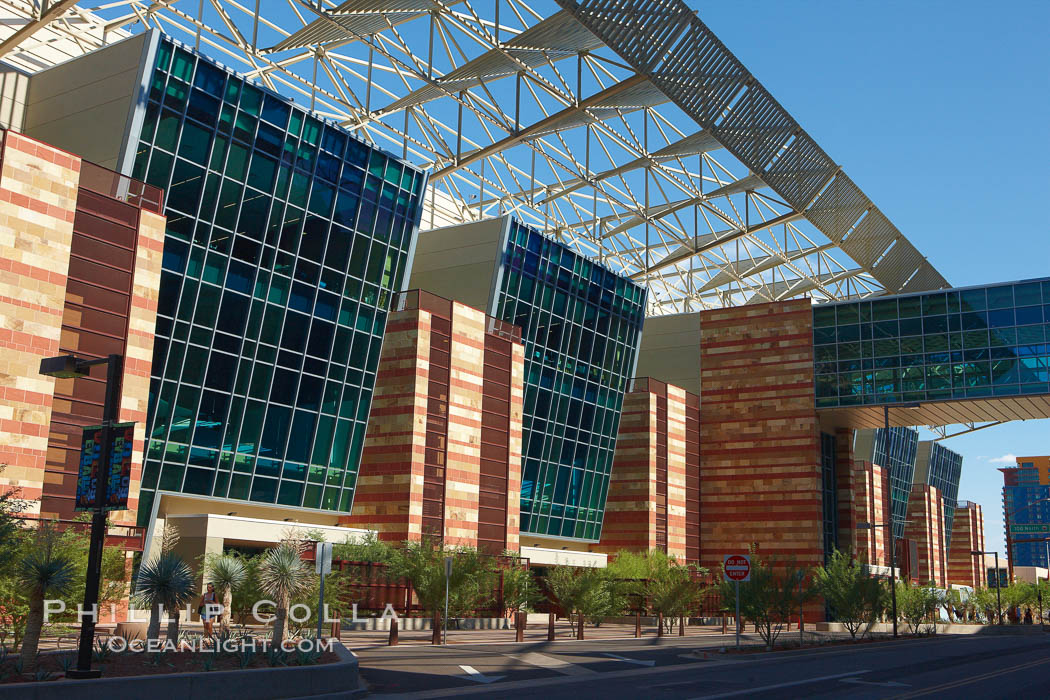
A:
345,291,523,551
0,131,163,527
840,460,892,567
593,378,694,560
947,501,985,588
698,300,822,566
905,484,948,587
0,131,80,514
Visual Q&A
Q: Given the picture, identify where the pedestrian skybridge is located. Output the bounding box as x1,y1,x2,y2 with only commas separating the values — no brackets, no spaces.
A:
814,277,1050,431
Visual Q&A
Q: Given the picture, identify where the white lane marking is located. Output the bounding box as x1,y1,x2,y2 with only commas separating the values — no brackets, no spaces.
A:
841,677,909,687
601,652,655,667
686,670,872,699
458,665,504,684
505,652,597,675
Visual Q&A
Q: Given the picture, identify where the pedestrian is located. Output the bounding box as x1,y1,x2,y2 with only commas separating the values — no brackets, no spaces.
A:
199,582,218,639
1024,607,1033,625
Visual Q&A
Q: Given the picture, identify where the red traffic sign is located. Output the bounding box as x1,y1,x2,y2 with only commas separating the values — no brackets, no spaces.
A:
724,554,751,582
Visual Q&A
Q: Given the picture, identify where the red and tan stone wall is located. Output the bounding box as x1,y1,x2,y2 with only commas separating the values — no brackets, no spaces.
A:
41,175,163,526
593,378,694,560
947,501,985,588
346,292,523,552
698,299,824,617
0,131,80,515
343,306,430,543
0,132,162,529
698,299,822,570
834,457,893,569
905,484,948,587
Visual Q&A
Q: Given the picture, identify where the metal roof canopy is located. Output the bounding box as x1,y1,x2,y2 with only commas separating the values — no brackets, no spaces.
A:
0,0,949,315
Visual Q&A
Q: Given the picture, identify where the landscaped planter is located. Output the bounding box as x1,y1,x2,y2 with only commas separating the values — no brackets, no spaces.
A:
343,616,511,631
0,641,359,700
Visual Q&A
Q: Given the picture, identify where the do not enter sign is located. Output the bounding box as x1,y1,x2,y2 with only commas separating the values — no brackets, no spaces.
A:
724,554,751,582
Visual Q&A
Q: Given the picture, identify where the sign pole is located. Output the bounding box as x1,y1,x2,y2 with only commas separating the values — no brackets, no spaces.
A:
723,553,750,652
68,354,123,679
315,541,332,642
734,580,740,650
317,567,326,642
444,556,452,646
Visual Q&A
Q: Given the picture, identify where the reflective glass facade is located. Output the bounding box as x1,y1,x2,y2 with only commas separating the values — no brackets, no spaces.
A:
867,427,919,539
917,441,962,546
813,278,1050,407
1002,461,1050,568
494,220,646,540
820,432,838,561
135,38,424,523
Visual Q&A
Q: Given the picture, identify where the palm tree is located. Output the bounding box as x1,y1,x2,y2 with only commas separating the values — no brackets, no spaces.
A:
135,552,195,642
206,555,247,630
259,542,311,647
18,525,75,672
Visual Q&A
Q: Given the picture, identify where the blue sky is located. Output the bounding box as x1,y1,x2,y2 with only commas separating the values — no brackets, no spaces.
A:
692,0,1049,556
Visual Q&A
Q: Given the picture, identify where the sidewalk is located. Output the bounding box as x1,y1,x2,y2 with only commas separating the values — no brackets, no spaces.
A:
340,620,773,649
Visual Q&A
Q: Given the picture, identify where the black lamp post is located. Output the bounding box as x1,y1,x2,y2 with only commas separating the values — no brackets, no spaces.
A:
857,401,920,639
972,549,1003,624
39,353,123,679
858,520,902,638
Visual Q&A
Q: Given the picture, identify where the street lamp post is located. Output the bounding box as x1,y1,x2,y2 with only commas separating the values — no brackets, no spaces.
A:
858,521,901,638
39,353,124,679
858,401,919,639
971,549,1003,624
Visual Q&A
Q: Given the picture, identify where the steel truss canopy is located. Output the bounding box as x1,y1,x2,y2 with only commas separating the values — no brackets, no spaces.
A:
0,0,950,314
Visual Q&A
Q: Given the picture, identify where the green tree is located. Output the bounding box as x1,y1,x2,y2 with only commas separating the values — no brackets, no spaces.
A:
1035,578,1050,623
544,565,622,637
719,557,812,649
205,554,248,630
605,549,706,631
814,549,883,639
136,552,195,641
386,541,494,643
500,554,539,614
969,586,999,624
896,581,943,634
259,541,312,646
18,525,76,672
333,531,396,564
0,467,27,572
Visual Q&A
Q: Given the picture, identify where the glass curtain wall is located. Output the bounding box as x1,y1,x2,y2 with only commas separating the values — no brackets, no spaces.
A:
814,278,1050,407
494,220,646,540
135,38,424,523
869,427,919,540
820,433,838,562
1002,462,1050,568
922,442,963,546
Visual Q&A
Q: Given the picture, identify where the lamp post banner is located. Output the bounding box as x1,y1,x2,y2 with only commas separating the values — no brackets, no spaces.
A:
75,422,135,512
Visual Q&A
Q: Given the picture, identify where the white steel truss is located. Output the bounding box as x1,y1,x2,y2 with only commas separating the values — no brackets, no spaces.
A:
0,0,950,315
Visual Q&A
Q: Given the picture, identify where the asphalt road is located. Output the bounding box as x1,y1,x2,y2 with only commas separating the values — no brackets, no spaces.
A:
357,632,1050,699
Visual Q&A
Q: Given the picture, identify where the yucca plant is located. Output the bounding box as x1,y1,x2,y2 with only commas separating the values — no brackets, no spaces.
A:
18,525,75,673
259,542,311,647
206,555,247,631
135,552,195,642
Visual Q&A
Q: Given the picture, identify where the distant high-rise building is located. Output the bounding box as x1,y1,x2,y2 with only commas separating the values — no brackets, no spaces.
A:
409,215,646,544
1001,456,1050,569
